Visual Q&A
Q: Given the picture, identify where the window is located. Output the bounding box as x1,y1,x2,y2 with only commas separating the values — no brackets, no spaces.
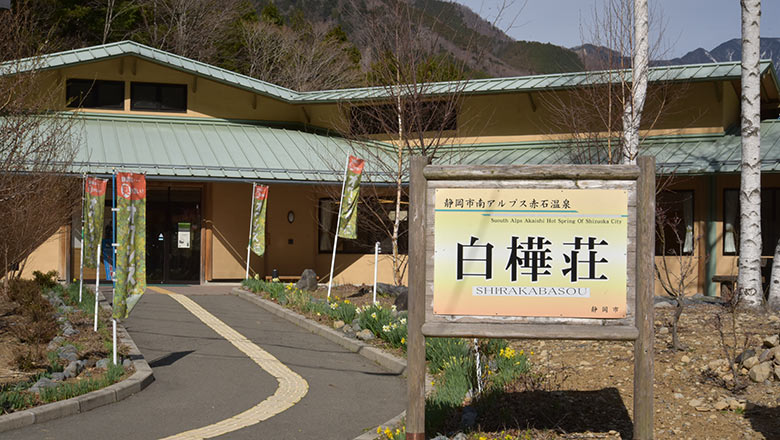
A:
656,190,694,256
66,79,124,110
350,100,457,135
131,82,187,112
318,198,408,254
723,188,780,256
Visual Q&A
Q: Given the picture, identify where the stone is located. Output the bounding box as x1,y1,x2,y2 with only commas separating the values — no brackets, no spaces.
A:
681,355,691,364
50,372,66,382
714,400,729,411
769,315,780,324
375,283,407,297
46,336,65,351
658,327,670,335
743,356,760,369
394,290,408,311
356,329,375,341
64,361,82,379
85,358,97,368
452,433,468,440
749,362,772,383
736,349,756,365
673,393,684,399
763,334,780,348
688,399,703,407
775,365,780,381
295,269,318,291
122,359,132,368
729,400,746,411
96,358,110,369
333,320,345,330
430,436,449,440
654,301,674,309
759,348,773,363
30,377,57,393
63,327,79,337
459,406,477,429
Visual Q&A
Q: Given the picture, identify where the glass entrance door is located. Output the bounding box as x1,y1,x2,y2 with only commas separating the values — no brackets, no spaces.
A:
147,187,201,284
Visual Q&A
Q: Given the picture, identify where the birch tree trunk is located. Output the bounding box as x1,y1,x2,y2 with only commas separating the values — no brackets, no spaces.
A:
621,0,648,164
739,0,764,308
768,239,780,310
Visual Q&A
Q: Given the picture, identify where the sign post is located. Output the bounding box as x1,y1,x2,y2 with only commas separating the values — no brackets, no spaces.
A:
406,156,655,439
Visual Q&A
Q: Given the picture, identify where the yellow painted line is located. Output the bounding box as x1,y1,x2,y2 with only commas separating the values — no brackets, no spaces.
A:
147,286,309,440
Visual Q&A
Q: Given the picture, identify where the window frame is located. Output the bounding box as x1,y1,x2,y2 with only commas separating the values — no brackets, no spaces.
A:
130,82,187,113
655,189,695,256
65,79,125,110
317,197,408,254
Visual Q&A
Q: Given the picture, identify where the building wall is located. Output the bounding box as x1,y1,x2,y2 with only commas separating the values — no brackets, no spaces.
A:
57,57,302,123
22,226,69,280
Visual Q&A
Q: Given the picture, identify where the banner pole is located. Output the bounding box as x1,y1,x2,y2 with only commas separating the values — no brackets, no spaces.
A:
112,319,117,365
327,155,350,299
373,242,379,305
79,174,85,303
245,183,256,280
93,244,101,332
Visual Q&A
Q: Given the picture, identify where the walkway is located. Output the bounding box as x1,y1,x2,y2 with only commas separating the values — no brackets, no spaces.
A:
10,285,406,439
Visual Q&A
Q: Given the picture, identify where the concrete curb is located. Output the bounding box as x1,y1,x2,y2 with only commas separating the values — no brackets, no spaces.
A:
0,292,155,433
231,287,408,439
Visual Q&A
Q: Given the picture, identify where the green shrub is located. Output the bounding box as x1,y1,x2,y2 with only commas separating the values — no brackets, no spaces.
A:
326,299,357,323
40,364,125,403
0,385,36,414
425,337,470,374
488,346,530,389
357,303,394,336
32,270,58,290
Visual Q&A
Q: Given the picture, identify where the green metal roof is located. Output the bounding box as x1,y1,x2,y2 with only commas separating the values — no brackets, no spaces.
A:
68,113,780,182
71,114,387,182
5,40,778,104
442,120,780,175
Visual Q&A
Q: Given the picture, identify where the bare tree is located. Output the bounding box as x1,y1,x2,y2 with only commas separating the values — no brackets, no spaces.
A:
132,0,245,63
100,0,138,44
768,240,780,311
655,192,703,351
738,0,763,308
0,2,81,284
542,0,670,165
323,0,507,286
239,19,362,91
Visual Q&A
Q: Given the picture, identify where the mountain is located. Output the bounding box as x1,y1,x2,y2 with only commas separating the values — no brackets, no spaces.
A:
255,0,583,77
654,38,780,76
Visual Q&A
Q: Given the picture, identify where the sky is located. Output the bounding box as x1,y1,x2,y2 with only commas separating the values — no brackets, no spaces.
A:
453,0,780,59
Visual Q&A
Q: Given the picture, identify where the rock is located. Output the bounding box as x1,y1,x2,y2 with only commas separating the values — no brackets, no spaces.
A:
743,356,760,369
681,355,691,363
295,269,318,291
96,358,110,369
749,362,772,383
673,393,684,399
333,320,345,330
85,358,97,368
375,283,408,298
122,359,132,368
47,336,65,351
50,372,66,382
729,400,746,411
430,436,449,440
658,327,670,335
394,290,408,311
63,327,79,337
764,334,780,348
736,349,756,365
350,319,361,331
452,433,468,440
459,406,477,429
30,377,57,393
759,348,773,362
688,399,703,407
714,400,729,411
769,315,780,324
775,365,780,381
64,361,82,378
654,301,674,309
356,329,375,341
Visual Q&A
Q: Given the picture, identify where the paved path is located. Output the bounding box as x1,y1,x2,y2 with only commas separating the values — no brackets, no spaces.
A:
11,285,406,439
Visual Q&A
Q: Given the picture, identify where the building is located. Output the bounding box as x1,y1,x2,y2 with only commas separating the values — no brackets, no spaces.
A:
7,41,780,296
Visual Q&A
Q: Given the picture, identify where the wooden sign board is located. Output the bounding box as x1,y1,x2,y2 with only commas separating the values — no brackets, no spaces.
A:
406,158,655,440
420,165,644,340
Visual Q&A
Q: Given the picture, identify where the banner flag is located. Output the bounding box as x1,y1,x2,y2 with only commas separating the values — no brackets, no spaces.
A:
250,185,269,256
83,177,107,268
337,156,365,239
113,172,146,320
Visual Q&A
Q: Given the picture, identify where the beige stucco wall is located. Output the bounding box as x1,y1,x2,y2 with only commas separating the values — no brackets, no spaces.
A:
21,226,69,280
